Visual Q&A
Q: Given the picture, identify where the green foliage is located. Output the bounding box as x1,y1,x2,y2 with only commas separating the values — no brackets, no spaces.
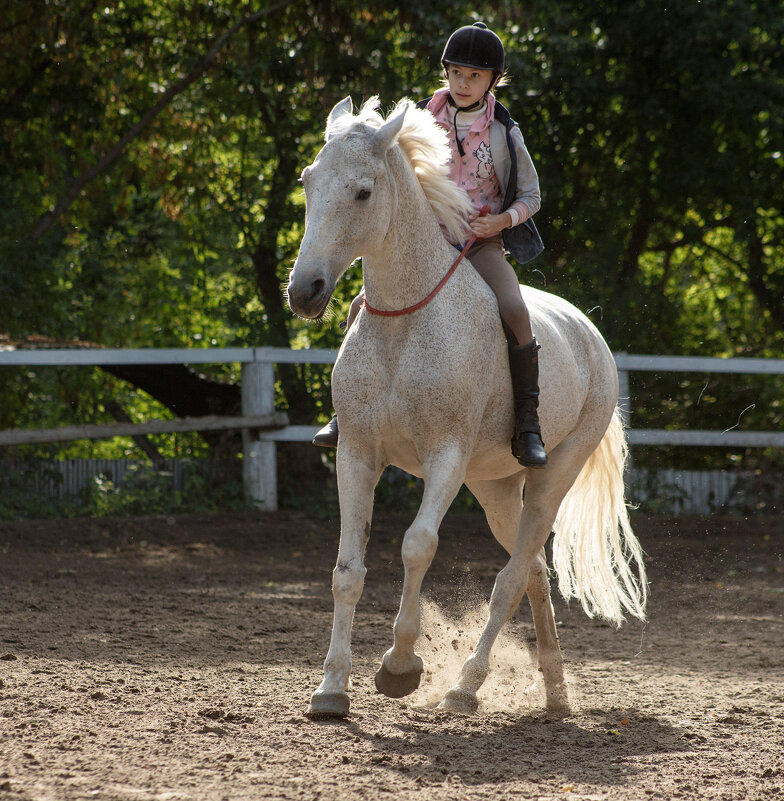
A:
0,366,218,460
629,370,783,470
504,0,784,360
628,470,692,516
722,470,783,516
0,460,247,520
0,463,74,520
0,0,782,488
77,463,246,517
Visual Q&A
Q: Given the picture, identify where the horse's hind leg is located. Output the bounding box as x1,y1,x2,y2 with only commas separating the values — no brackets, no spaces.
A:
527,554,569,712
466,475,569,713
442,451,589,715
375,447,468,699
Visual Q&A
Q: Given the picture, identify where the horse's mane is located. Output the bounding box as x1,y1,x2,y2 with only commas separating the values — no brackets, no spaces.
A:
326,97,473,242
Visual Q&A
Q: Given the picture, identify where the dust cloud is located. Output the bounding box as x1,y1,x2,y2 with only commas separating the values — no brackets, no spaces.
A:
409,597,551,713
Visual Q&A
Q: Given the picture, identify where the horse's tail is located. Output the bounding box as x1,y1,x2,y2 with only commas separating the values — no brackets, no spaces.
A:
550,407,647,626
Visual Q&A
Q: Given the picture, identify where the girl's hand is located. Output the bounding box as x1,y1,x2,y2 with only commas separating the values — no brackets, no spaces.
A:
468,211,511,238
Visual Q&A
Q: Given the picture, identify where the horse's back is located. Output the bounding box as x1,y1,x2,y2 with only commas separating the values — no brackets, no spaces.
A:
525,285,619,449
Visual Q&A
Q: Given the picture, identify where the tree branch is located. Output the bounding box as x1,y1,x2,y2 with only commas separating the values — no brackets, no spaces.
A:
26,3,287,245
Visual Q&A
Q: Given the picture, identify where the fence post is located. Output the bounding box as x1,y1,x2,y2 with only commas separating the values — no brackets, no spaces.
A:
615,352,633,475
616,359,631,428
241,357,278,510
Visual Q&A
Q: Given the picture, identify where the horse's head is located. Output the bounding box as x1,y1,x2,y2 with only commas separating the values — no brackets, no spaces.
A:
287,97,407,319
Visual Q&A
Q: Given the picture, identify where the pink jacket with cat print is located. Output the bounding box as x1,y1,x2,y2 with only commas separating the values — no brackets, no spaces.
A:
426,88,541,247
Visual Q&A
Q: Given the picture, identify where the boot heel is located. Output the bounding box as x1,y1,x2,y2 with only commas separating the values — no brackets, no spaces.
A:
512,431,548,468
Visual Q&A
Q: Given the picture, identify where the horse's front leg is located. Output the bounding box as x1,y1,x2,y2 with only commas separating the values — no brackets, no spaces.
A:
375,445,467,699
307,446,382,719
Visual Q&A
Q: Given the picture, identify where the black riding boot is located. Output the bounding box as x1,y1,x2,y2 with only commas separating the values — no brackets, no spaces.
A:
508,338,548,468
313,415,339,448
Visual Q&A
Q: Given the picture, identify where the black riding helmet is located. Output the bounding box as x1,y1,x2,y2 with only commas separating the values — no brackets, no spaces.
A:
441,21,505,154
441,21,505,76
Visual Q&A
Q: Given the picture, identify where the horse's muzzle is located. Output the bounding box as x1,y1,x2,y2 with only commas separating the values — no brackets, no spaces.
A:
287,271,333,319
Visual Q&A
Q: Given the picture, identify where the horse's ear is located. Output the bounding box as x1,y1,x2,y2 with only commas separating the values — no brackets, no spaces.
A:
373,101,408,154
326,97,353,140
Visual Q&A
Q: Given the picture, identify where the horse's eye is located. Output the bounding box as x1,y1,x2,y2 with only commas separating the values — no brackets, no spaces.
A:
356,189,371,201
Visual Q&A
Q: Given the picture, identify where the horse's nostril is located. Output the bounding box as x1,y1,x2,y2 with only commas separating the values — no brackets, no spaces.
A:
308,278,325,302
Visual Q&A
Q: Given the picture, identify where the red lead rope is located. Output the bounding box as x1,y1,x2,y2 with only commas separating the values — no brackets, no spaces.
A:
363,205,490,318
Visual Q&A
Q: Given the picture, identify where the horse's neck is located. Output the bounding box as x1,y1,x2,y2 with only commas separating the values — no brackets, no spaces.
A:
362,154,457,310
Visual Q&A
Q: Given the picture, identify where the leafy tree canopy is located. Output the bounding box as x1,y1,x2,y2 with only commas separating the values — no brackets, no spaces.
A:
1,0,781,467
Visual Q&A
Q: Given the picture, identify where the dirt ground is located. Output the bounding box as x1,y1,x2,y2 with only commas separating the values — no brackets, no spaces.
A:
0,509,782,801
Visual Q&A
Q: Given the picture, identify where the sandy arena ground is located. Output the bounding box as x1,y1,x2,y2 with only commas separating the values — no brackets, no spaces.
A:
0,510,782,800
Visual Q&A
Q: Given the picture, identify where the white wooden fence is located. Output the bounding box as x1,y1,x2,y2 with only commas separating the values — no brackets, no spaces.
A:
615,352,784,447
1,346,782,510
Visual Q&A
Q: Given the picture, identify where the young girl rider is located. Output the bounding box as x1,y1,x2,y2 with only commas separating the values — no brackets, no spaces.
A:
313,21,548,468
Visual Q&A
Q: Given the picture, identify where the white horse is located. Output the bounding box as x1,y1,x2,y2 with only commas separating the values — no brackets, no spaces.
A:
287,97,647,718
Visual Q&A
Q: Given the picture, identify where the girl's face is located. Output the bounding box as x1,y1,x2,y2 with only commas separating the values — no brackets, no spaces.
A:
445,64,495,107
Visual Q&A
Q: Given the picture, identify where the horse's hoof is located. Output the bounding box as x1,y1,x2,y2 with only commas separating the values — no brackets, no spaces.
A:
546,687,571,716
374,663,423,698
305,690,350,719
437,688,479,715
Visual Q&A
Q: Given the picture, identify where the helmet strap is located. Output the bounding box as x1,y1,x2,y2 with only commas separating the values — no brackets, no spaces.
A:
447,92,488,157
447,93,483,112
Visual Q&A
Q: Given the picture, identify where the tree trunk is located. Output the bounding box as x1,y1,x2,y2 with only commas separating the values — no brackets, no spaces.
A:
102,364,241,419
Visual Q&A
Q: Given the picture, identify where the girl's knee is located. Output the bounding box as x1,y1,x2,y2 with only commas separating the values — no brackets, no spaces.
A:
499,298,531,324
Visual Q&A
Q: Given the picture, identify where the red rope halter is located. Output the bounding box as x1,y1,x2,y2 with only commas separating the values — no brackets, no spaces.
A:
363,206,489,318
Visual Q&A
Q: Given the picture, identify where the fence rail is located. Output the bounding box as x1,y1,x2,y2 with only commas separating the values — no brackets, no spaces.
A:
1,346,782,509
613,352,784,448
0,413,289,446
